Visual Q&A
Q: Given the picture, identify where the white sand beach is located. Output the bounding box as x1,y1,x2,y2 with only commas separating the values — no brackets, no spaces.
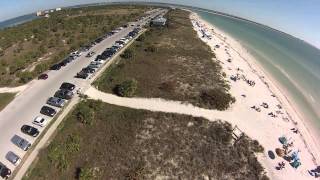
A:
190,12,320,179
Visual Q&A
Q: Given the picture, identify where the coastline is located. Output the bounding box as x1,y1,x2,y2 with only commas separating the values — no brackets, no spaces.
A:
190,12,320,179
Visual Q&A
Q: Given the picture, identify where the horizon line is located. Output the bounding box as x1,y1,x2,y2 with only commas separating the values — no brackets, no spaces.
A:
0,1,319,50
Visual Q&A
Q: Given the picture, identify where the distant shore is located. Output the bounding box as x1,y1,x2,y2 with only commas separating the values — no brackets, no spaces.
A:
191,11,320,179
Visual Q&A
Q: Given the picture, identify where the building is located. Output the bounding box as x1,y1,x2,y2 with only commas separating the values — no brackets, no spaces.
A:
151,17,167,27
56,7,62,11
36,11,43,16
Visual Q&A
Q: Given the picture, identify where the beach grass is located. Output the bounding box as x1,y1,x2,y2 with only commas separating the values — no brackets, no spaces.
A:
0,93,16,111
94,9,235,110
24,99,267,180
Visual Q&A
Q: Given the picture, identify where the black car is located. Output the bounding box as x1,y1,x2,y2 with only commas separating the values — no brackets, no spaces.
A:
40,106,57,117
21,125,40,137
59,61,68,67
60,82,75,91
50,64,61,70
82,67,95,74
54,89,74,100
0,163,11,179
76,71,89,79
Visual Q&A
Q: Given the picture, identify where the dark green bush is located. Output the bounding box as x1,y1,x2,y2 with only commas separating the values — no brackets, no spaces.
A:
120,49,134,59
145,45,157,53
136,34,145,41
114,79,138,97
199,88,236,110
18,71,34,83
75,102,94,125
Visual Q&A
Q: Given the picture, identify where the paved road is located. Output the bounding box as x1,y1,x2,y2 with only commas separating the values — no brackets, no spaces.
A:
0,8,166,178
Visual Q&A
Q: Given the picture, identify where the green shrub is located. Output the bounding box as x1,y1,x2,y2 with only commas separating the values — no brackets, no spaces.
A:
199,88,236,110
251,139,264,153
47,144,69,170
120,49,134,59
145,45,157,53
34,63,48,74
79,167,99,180
18,71,34,83
75,102,94,125
136,34,145,41
65,134,81,153
114,79,138,97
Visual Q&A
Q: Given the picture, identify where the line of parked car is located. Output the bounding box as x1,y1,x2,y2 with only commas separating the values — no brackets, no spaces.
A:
0,82,75,179
0,11,160,179
76,27,141,80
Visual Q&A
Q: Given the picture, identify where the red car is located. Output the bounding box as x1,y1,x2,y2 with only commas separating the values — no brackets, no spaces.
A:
38,73,48,80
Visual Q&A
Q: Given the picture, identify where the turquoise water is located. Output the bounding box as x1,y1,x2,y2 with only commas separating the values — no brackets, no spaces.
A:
197,11,320,131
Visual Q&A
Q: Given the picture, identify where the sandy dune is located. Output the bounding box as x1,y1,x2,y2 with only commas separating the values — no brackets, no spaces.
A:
84,12,320,180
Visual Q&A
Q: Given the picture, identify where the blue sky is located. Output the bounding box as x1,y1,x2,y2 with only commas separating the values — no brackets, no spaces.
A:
1,0,320,48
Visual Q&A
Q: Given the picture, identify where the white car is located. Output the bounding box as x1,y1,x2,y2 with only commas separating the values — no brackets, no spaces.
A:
33,116,48,127
114,43,123,48
90,61,103,65
120,38,129,44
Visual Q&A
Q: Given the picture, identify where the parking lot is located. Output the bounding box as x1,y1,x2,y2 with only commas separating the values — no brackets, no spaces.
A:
0,8,167,179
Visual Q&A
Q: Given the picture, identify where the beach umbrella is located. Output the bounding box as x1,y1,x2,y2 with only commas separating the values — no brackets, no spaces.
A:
275,148,285,157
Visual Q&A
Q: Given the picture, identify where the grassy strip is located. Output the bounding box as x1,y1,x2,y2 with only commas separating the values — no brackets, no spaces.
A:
0,93,16,111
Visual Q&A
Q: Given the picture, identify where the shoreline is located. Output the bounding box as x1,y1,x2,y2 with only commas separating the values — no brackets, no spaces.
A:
190,12,320,179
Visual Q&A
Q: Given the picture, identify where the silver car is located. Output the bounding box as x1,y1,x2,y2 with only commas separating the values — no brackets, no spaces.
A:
6,152,21,166
11,135,31,151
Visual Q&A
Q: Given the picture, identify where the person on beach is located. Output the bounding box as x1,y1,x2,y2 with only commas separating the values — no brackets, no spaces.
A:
308,166,320,178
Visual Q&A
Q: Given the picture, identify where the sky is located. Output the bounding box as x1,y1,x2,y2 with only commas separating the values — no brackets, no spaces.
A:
0,0,320,48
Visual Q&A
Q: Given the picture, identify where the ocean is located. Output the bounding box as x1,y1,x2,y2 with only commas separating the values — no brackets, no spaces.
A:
197,10,320,132
0,14,39,29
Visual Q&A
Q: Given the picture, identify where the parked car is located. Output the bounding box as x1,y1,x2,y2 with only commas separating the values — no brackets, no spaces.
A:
86,51,95,57
60,82,76,91
87,64,100,69
21,125,39,137
33,116,48,127
40,106,57,117
82,67,95,74
76,71,89,79
11,135,31,151
70,51,82,57
54,89,74,100
90,61,103,65
6,152,21,166
47,97,66,107
59,61,68,67
0,162,11,179
38,73,48,80
50,64,61,70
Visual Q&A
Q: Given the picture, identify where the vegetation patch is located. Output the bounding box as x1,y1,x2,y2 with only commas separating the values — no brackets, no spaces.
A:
94,9,235,110
0,93,16,111
0,5,150,87
113,79,138,97
25,100,267,180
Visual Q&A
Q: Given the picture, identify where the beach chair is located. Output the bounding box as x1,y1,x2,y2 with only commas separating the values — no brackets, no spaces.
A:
290,160,301,169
